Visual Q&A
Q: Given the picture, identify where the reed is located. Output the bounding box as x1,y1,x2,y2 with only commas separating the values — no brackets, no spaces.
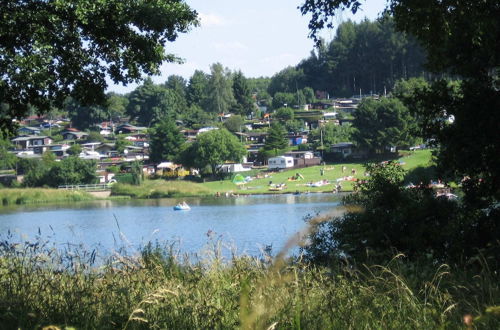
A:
0,234,498,329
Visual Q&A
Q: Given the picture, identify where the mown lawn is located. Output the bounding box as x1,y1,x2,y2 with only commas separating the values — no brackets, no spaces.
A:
202,149,433,194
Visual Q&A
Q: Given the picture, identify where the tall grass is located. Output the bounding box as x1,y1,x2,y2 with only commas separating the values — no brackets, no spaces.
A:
0,188,94,206
111,179,212,198
0,233,498,329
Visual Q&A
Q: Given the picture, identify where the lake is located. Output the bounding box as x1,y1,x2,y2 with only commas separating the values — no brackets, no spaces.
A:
0,193,344,258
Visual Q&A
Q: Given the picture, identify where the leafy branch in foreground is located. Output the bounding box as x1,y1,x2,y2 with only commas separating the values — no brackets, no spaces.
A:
0,0,198,132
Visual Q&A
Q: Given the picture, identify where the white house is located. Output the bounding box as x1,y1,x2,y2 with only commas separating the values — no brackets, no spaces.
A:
268,156,294,170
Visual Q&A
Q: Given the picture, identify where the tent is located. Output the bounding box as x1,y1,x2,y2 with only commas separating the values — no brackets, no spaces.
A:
232,174,246,185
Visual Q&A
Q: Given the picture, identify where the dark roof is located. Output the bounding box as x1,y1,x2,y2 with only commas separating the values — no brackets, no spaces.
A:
331,142,354,148
12,135,49,142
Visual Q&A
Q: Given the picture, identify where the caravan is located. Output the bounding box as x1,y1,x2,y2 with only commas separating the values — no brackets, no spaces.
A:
268,156,294,170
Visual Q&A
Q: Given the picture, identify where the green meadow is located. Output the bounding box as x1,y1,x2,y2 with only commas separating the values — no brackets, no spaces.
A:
202,149,433,195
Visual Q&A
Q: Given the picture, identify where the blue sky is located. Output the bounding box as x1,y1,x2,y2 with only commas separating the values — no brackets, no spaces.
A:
108,0,388,94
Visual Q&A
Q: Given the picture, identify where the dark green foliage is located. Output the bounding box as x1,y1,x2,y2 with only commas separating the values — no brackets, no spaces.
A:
114,136,130,154
106,92,129,121
130,161,143,186
164,75,188,100
303,161,500,267
65,98,108,130
126,78,184,126
267,66,306,96
247,77,271,95
264,123,288,154
0,132,16,170
85,131,105,143
232,71,255,116
404,165,437,186
23,156,96,187
66,144,82,156
205,63,235,114
389,0,499,77
0,0,198,132
309,123,353,150
353,97,418,153
271,93,296,110
163,74,188,117
186,70,209,107
180,128,246,176
392,77,429,106
284,120,304,134
149,117,185,163
300,0,500,206
296,17,426,97
180,104,215,128
223,115,244,133
274,107,294,121
409,79,500,204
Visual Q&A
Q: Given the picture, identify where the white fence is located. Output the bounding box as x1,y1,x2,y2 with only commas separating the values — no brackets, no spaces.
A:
58,184,111,191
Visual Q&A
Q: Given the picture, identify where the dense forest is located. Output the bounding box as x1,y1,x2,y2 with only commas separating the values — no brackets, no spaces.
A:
268,17,427,98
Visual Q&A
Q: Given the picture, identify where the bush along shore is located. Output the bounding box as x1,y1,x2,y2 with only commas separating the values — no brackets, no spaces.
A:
0,235,498,329
0,188,95,206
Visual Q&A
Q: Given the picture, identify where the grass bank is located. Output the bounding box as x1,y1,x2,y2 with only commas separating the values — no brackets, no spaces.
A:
0,188,95,206
202,149,434,195
111,179,212,198
0,238,497,329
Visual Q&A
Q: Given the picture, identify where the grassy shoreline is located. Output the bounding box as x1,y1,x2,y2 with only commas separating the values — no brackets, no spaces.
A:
0,188,96,206
0,150,433,204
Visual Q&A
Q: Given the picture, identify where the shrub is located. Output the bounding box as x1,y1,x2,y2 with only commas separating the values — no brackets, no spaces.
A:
303,161,500,267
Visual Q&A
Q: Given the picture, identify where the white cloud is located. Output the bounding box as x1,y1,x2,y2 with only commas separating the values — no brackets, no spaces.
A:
198,13,226,27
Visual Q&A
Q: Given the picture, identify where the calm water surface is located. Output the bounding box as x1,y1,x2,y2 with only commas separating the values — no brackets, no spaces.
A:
0,194,343,257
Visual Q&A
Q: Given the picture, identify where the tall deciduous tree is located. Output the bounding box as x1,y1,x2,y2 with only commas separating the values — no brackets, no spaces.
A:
353,98,417,153
126,79,181,126
223,115,244,133
181,128,246,176
65,98,108,130
149,117,185,163
205,63,235,114
186,70,209,107
268,66,306,96
164,75,188,116
106,92,129,121
0,0,198,133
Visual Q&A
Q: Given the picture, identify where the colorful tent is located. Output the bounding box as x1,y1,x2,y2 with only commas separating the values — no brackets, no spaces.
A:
232,174,246,185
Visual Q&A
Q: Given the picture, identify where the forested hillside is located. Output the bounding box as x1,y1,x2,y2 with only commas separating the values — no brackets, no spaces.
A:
269,17,427,98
